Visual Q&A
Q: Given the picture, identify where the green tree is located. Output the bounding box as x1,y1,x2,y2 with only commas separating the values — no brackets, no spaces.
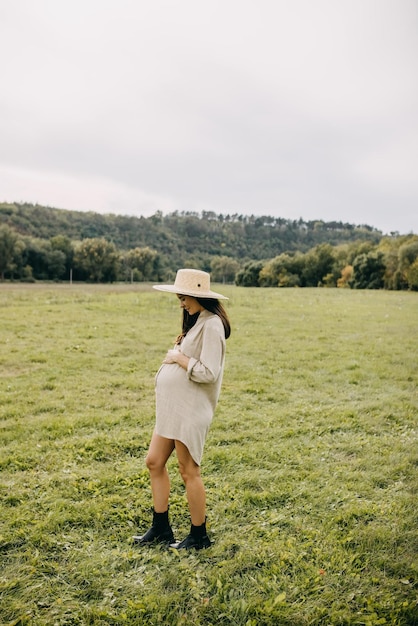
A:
0,225,21,280
47,250,66,280
346,240,376,265
259,255,287,287
404,258,418,290
50,235,74,279
123,246,160,281
21,238,45,279
398,238,418,290
74,238,119,282
351,251,386,289
235,261,264,287
259,253,305,287
21,238,66,280
210,256,240,283
301,244,336,287
376,235,416,290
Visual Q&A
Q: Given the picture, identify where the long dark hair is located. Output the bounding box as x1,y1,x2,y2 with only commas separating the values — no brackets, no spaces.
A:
176,298,231,344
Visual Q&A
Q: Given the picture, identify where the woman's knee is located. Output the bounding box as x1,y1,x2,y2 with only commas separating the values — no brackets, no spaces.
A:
145,434,174,472
145,452,165,473
175,440,201,483
178,459,200,484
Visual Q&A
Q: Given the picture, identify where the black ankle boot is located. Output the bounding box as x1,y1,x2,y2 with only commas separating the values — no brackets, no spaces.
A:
170,521,211,550
133,509,175,545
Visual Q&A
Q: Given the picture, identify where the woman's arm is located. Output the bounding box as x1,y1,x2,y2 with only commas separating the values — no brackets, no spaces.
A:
163,349,190,370
186,321,225,384
163,318,225,382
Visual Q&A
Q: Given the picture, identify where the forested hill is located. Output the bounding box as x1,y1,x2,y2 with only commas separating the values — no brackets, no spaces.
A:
0,202,382,263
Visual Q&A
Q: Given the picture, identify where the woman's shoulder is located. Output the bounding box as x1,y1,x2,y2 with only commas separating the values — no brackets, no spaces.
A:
200,310,219,322
200,311,224,332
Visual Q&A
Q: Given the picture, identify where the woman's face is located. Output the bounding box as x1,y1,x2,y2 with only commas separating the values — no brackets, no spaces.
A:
177,294,204,316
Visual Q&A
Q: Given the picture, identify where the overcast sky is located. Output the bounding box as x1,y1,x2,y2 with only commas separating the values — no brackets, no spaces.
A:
0,0,417,234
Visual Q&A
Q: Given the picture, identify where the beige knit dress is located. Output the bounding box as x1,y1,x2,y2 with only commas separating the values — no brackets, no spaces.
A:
155,310,226,465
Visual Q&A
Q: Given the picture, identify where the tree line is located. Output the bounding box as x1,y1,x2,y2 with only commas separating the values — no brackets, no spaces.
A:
0,202,417,289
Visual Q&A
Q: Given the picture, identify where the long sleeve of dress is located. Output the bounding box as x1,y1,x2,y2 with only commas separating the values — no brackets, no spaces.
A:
186,319,225,384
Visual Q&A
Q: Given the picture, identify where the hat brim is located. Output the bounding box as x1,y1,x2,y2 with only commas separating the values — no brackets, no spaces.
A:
153,285,228,300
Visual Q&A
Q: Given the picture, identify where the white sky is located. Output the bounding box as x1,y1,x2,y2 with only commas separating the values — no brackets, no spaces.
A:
0,0,417,234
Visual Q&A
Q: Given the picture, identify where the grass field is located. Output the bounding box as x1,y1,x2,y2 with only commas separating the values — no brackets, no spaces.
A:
1,283,417,626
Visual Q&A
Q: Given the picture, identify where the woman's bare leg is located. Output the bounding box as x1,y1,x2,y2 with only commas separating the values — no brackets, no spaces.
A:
175,440,206,525
145,431,175,512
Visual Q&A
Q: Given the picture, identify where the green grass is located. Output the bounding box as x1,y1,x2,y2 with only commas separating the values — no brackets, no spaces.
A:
1,283,417,626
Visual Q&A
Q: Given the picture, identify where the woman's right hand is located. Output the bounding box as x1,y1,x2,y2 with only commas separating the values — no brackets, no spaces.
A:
163,349,190,371
163,349,179,364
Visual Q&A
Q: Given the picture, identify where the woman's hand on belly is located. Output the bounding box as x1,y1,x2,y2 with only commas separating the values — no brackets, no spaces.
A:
163,349,190,371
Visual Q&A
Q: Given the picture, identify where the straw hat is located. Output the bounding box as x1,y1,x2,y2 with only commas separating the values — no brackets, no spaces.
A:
153,269,228,300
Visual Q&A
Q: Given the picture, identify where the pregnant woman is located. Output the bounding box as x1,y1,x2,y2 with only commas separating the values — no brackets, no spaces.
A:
133,269,231,550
